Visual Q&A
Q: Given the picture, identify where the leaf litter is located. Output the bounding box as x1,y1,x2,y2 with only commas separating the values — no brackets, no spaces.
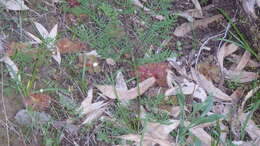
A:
217,42,258,83
1,0,260,145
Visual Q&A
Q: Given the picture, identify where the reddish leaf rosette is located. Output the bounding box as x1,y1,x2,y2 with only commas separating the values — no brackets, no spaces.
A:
56,38,88,54
25,93,51,110
136,62,169,87
66,0,81,7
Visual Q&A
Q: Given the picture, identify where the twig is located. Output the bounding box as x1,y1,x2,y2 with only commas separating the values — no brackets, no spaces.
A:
193,33,224,98
1,63,10,146
195,33,224,69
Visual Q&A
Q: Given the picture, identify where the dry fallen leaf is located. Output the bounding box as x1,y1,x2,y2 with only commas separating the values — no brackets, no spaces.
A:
78,87,107,125
239,112,260,140
218,43,239,72
118,134,173,146
224,69,258,83
170,106,182,118
191,68,231,101
184,121,216,145
165,79,207,102
118,119,179,146
173,14,223,37
189,125,212,145
217,43,258,83
229,54,260,68
235,51,251,71
115,71,128,90
96,77,156,101
0,56,21,81
56,38,89,54
237,86,260,141
136,62,170,87
240,86,259,112
0,0,29,11
198,62,220,83
146,120,180,140
177,8,203,22
25,93,52,110
242,0,258,18
223,43,240,57
191,0,203,17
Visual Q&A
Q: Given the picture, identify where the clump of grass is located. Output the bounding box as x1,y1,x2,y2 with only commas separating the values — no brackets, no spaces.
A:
218,9,259,60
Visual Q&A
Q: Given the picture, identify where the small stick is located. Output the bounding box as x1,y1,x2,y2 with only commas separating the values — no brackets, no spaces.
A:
1,63,10,146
